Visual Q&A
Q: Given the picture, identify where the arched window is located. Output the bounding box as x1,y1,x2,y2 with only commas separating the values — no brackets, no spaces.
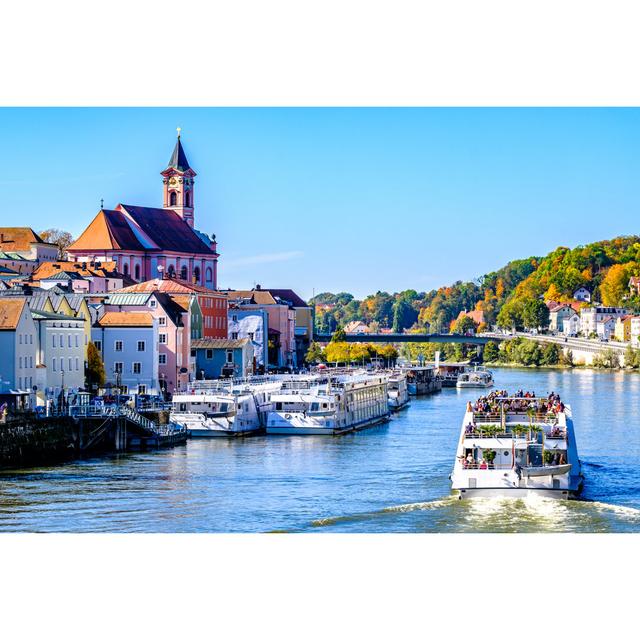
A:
170,191,177,206
193,266,200,284
167,264,175,278
185,191,191,207
180,265,188,281
134,264,140,281
123,263,129,276
206,267,213,285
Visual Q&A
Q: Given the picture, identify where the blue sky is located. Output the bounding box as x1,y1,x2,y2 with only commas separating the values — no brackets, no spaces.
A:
2,108,639,300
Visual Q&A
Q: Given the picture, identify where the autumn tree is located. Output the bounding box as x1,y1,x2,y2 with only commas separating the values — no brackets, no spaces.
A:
86,341,106,390
453,315,478,335
600,263,637,307
40,228,75,260
305,342,325,364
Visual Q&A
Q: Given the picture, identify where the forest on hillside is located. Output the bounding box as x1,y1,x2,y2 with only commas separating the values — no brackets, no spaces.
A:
310,235,640,335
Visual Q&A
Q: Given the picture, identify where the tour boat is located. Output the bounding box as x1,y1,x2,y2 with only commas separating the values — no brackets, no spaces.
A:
402,365,442,396
386,370,410,412
450,394,583,499
435,361,469,387
456,367,494,389
265,373,390,435
170,389,263,437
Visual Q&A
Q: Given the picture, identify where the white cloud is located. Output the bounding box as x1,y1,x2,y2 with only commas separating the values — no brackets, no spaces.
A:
223,250,304,269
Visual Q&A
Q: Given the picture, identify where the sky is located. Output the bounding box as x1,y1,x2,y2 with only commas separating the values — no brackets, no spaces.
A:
1,107,639,300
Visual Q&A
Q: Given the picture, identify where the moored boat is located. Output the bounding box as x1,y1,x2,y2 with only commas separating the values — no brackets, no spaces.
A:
386,370,410,411
456,367,494,389
402,365,442,396
170,389,263,437
450,391,583,499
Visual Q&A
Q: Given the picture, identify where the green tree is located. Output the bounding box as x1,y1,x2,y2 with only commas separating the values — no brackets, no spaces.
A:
521,298,550,330
86,341,106,390
540,343,560,366
392,298,418,332
305,342,325,364
483,341,500,362
331,327,346,342
453,315,477,335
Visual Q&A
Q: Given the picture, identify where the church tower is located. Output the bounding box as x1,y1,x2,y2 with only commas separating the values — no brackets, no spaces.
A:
161,129,196,228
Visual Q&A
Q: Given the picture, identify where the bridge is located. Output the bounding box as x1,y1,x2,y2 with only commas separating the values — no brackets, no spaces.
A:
313,332,499,344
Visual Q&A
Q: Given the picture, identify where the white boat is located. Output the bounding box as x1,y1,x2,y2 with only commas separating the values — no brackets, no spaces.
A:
450,394,583,499
435,361,470,387
170,390,263,437
402,365,442,396
266,373,390,435
386,370,410,412
456,367,494,389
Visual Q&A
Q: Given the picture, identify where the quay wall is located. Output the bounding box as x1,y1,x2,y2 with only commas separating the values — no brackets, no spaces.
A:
0,416,81,470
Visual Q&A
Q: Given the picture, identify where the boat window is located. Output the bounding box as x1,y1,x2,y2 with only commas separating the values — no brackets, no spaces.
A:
311,403,319,411
179,403,186,411
276,402,282,411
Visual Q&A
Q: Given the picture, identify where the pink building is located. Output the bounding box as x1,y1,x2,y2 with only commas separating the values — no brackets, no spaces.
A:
101,290,194,395
67,133,219,289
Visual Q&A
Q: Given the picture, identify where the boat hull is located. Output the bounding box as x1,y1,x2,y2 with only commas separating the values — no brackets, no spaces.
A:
266,415,389,436
188,427,262,438
454,486,581,500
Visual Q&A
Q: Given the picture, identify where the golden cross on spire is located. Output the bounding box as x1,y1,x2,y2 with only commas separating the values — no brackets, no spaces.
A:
177,126,182,139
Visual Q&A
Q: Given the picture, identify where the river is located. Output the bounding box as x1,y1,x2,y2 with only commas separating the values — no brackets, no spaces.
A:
1,367,640,533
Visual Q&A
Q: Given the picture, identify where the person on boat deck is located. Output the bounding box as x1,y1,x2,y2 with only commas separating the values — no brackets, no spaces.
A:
466,453,474,467
559,453,566,465
479,458,488,469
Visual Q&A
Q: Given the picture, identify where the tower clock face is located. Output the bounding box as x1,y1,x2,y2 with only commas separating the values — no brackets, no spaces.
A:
169,177,178,186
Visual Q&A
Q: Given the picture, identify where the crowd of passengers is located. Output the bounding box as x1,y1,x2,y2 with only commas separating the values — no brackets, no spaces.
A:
468,390,565,416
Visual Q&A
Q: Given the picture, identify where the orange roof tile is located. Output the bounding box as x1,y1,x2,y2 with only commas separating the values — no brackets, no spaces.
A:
31,260,123,281
0,227,51,252
115,278,224,297
96,311,154,328
169,295,192,311
0,299,26,330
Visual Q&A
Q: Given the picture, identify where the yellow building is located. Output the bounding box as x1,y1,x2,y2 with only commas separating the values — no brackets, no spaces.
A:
614,315,632,343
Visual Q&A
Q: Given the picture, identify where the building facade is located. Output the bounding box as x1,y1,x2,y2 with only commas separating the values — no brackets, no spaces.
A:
192,338,254,379
228,307,269,369
67,134,219,289
0,299,38,395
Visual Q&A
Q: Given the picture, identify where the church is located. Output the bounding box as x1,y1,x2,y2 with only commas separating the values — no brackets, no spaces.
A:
67,132,219,289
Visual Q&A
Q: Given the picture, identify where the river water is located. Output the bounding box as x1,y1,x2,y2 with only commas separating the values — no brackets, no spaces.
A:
1,368,640,533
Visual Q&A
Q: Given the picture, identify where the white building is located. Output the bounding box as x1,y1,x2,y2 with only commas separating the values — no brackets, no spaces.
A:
580,306,627,336
630,317,640,347
0,299,38,398
596,316,617,340
549,304,577,332
573,286,591,303
32,309,86,402
562,314,580,337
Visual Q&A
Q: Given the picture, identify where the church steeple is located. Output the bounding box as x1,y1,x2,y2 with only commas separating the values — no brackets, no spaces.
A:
161,128,197,228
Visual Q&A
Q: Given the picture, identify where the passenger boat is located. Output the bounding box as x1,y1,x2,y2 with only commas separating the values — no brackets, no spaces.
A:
456,367,494,389
386,370,410,411
170,389,263,437
402,365,442,396
265,373,390,435
435,361,469,387
450,393,583,499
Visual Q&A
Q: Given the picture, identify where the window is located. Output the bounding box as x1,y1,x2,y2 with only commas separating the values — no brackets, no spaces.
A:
193,266,200,283
75,335,79,348
30,356,33,368
114,362,123,374
159,353,167,365
133,362,141,374
115,340,123,352
185,191,191,207
167,264,175,277
60,334,63,346
52,359,56,371
159,317,166,326
206,267,212,284
190,349,195,357
138,384,147,395
137,341,146,352
232,315,238,322
60,358,64,372
52,334,57,348
68,358,72,371
231,332,238,340
30,334,33,344
206,349,213,359
248,332,254,340
181,265,188,281
19,334,22,344
159,333,167,344
150,299,157,308
75,358,79,371
68,335,72,347
19,356,22,369
134,264,140,280
226,350,233,363
170,191,177,206
94,340,102,352
123,263,129,276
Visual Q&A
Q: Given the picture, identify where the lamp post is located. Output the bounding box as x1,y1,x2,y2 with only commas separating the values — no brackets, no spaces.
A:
61,370,65,414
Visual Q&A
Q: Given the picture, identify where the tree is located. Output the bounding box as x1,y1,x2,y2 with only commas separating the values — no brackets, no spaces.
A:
540,343,560,366
324,341,351,363
305,342,325,365
374,344,399,364
86,341,106,390
483,341,500,362
331,327,346,342
453,315,477,335
392,298,418,332
350,343,373,363
600,263,637,307
40,228,75,260
521,298,550,330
